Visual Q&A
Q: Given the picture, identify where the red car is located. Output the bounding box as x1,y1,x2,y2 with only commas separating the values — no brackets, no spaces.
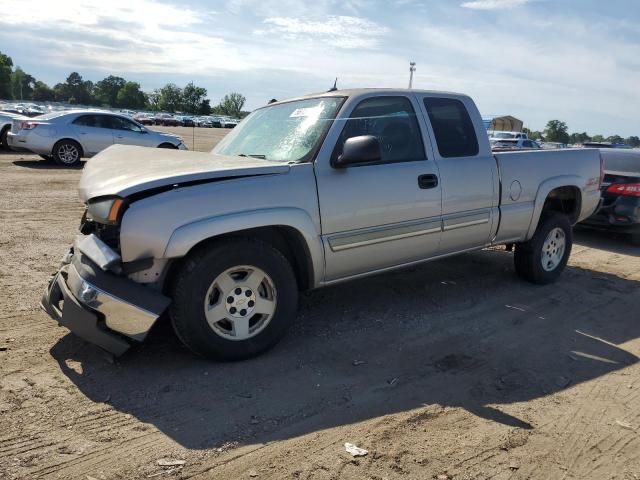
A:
153,113,178,126
133,113,154,125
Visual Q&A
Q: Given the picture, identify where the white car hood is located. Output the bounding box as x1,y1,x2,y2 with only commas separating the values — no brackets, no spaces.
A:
78,144,290,202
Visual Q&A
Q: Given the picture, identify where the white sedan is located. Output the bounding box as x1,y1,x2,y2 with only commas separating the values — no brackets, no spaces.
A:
7,110,187,166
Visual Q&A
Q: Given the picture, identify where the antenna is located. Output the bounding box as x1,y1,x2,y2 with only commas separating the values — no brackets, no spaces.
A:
409,62,416,89
328,78,338,92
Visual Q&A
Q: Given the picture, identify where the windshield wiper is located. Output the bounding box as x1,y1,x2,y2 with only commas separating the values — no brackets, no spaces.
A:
237,153,267,159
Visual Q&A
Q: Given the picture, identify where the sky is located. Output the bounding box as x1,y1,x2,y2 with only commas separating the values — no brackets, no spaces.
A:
0,0,638,136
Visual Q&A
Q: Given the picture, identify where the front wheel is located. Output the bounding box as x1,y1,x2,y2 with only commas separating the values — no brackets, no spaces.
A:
514,212,573,284
169,238,298,360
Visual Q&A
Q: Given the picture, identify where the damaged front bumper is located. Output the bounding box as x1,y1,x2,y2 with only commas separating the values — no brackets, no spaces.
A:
41,235,170,355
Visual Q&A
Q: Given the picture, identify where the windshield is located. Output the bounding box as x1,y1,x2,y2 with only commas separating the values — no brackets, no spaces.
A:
212,96,344,163
492,132,516,139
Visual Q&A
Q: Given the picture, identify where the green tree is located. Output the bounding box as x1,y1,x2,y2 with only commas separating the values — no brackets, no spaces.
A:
197,98,211,115
32,80,55,101
544,120,569,144
94,75,125,106
158,83,182,112
528,131,544,141
217,92,246,117
116,81,147,109
626,136,640,148
569,132,591,144
182,82,208,114
58,72,94,104
10,67,35,100
147,89,161,111
53,82,68,101
0,51,13,99
606,135,624,145
591,134,605,142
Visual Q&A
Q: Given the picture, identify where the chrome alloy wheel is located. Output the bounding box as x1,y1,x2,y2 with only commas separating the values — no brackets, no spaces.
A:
541,227,566,272
57,143,80,164
203,265,277,341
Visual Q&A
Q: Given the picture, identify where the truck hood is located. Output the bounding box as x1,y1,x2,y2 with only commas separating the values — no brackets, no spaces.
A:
78,144,290,202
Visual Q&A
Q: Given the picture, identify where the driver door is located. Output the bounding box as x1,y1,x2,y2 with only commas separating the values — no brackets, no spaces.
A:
108,116,154,147
314,94,442,281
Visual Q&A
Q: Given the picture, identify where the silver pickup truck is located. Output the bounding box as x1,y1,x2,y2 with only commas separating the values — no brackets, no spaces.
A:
41,89,603,360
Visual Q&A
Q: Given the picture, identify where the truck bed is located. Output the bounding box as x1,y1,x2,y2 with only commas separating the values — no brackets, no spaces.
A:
493,148,602,243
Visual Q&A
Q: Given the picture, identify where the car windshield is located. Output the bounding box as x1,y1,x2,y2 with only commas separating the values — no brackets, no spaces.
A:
212,96,344,163
492,132,516,139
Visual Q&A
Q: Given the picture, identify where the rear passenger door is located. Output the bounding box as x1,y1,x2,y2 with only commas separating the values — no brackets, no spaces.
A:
71,114,115,155
315,95,442,281
417,95,499,254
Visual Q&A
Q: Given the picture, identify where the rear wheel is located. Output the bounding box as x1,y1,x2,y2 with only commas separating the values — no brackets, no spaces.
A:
170,238,298,360
514,212,573,284
158,143,177,149
52,140,82,166
0,126,9,150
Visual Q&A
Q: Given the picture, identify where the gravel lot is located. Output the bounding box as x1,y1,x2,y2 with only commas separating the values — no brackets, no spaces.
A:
1,127,639,479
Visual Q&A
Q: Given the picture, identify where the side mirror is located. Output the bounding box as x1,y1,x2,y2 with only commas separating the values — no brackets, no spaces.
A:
331,135,382,168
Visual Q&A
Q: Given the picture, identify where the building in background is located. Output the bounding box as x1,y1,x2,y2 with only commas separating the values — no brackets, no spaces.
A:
482,115,523,132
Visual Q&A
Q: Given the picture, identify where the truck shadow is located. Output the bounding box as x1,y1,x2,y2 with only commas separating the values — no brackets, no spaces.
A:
574,227,639,257
50,247,640,450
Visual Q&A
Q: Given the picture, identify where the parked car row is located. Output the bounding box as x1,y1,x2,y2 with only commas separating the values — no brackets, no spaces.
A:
194,115,240,128
129,112,240,128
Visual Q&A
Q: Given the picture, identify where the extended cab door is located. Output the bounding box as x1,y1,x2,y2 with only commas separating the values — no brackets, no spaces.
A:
416,94,499,254
314,94,442,282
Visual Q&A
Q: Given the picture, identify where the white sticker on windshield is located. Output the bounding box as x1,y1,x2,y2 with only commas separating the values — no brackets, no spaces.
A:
290,106,322,118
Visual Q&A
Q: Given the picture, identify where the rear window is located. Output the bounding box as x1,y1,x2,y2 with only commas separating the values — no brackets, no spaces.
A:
424,98,479,158
34,111,70,120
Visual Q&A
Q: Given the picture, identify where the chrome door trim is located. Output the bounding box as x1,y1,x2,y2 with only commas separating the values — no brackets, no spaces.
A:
328,218,442,252
442,211,490,231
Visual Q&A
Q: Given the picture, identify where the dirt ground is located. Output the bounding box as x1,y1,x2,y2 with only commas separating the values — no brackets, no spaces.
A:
1,127,639,480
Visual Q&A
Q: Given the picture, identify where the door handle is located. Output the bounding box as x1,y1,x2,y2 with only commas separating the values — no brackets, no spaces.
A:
418,174,438,189
116,135,124,139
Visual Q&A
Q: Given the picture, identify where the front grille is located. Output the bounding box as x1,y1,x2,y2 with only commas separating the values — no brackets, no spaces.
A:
80,213,121,253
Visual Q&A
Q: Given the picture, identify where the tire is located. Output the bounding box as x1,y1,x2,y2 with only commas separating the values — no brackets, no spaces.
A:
52,139,82,166
514,212,573,285
0,126,9,149
631,233,640,246
158,143,177,149
169,238,299,360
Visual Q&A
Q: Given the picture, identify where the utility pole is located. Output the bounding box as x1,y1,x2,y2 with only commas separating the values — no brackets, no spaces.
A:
408,62,416,89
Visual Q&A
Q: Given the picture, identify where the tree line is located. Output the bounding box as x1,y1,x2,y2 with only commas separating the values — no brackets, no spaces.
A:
0,51,247,117
526,120,639,147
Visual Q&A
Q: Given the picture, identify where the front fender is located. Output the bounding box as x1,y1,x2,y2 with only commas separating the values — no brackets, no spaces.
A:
525,175,588,240
163,207,325,287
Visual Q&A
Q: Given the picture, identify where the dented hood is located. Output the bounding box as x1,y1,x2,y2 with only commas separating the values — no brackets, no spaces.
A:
78,145,290,202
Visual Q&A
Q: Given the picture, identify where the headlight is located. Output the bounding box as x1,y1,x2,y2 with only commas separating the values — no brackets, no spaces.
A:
87,197,126,224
